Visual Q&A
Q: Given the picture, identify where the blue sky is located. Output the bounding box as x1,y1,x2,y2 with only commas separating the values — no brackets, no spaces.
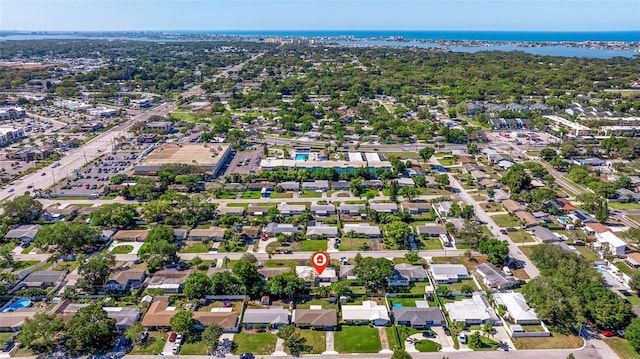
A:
1,0,639,32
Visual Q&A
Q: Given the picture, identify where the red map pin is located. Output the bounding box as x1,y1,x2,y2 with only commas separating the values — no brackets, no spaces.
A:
311,251,329,275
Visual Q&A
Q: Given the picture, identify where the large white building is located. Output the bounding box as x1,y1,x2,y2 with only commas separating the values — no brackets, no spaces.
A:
0,126,25,146
0,107,26,121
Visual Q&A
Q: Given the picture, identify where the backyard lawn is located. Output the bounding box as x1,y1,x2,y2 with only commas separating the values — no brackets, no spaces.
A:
301,240,327,251
7,260,39,271
508,231,536,243
491,214,521,227
179,340,209,355
233,332,277,355
417,237,443,250
334,326,382,353
575,246,600,262
415,340,442,352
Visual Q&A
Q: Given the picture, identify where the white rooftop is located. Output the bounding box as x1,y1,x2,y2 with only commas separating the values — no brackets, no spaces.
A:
341,300,390,321
492,293,538,322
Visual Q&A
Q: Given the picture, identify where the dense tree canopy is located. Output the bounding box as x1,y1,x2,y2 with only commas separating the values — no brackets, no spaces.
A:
65,304,117,354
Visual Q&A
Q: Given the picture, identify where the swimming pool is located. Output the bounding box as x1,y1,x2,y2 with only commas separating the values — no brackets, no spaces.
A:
558,217,568,224
393,303,402,308
295,153,310,161
1,299,32,312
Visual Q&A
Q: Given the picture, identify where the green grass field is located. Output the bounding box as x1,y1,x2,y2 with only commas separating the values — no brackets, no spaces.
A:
492,214,521,227
296,330,326,354
270,192,294,199
233,332,277,355
339,238,372,251
300,191,323,198
111,245,134,254
334,326,382,353
386,327,401,350
604,337,640,359
242,191,261,199
129,331,166,355
302,240,327,251
415,340,442,352
610,202,640,210
179,242,209,253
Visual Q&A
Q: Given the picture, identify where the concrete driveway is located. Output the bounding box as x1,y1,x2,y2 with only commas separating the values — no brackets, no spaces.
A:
108,241,144,255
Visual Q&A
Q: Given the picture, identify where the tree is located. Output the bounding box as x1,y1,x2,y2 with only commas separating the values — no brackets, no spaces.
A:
184,272,212,299
210,271,244,295
78,252,115,294
147,224,176,242
539,147,557,161
354,257,394,290
460,284,474,295
269,273,306,300
626,318,640,352
404,251,420,263
0,243,14,267
482,323,495,337
125,322,144,344
277,325,311,356
141,200,172,222
201,323,223,352
89,203,137,228
435,174,449,189
35,222,101,254
233,259,263,296
384,221,412,249
350,177,362,196
478,238,510,265
170,310,196,336
419,147,435,163
391,349,412,359
66,304,117,354
436,285,451,297
389,180,399,202
17,313,65,353
138,240,177,272
400,186,419,201
0,194,42,224
630,273,640,293
500,165,531,193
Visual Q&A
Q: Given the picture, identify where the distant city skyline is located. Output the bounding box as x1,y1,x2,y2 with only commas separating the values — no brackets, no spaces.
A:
1,0,639,32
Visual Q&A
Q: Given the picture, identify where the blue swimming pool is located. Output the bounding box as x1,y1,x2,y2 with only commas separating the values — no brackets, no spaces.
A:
1,299,31,312
393,303,402,308
295,154,310,161
558,217,568,224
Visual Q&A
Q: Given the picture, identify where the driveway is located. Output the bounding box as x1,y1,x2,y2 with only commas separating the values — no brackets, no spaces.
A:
431,327,456,352
257,237,278,253
108,240,145,255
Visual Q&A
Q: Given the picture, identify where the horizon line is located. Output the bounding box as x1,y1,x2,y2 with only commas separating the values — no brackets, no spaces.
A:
2,29,640,33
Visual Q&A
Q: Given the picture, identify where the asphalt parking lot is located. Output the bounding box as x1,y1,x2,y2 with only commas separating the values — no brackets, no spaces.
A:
222,149,263,177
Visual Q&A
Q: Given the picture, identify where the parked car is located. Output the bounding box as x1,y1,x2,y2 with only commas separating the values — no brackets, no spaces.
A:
172,344,180,354
168,332,177,342
240,354,255,359
602,330,616,337
175,334,183,345
284,250,293,254
499,229,507,235
422,331,435,338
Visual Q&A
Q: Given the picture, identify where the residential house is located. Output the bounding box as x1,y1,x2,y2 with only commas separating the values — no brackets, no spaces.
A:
390,263,428,286
302,180,330,191
568,210,597,224
113,229,148,242
479,178,500,189
397,177,415,187
433,202,452,217
331,181,351,190
369,203,398,214
401,202,432,215
52,300,142,330
19,270,67,289
242,308,290,329
343,223,381,238
296,266,338,286
42,204,78,221
141,300,178,328
341,300,390,326
306,224,339,239
515,211,540,228
265,223,301,236
430,264,470,284
393,308,445,328
551,198,577,212
104,269,147,293
445,293,500,325
4,224,41,246
339,265,357,280
292,308,337,330
617,188,640,203
188,227,227,241
310,204,336,217
193,310,239,332
146,269,191,293
595,231,626,256
476,263,521,291
361,180,383,189
338,204,366,217
583,223,611,235
625,252,640,269
241,226,262,240
530,226,558,243
173,229,188,241
417,225,448,238
279,181,300,192
502,200,526,214
493,293,540,325
246,205,273,216
0,308,40,331
216,206,245,216
258,267,291,280
277,204,306,216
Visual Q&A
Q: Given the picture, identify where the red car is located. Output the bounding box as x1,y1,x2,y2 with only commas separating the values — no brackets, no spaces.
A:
168,332,177,342
499,229,507,235
602,330,616,337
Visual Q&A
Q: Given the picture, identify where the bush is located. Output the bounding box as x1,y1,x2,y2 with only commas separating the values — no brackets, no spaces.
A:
198,264,209,271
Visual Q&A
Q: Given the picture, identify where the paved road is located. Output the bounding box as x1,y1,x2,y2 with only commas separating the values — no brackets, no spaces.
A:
435,157,541,279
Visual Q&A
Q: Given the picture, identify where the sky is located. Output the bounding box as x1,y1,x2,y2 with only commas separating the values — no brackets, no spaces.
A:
1,0,639,32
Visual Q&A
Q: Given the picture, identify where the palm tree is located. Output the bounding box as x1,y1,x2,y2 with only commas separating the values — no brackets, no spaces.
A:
316,286,331,298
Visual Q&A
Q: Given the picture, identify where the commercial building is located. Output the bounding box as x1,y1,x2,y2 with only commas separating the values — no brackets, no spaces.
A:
135,143,231,176
0,126,25,146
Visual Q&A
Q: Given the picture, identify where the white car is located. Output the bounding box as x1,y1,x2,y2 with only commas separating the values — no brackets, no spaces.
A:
175,334,183,345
